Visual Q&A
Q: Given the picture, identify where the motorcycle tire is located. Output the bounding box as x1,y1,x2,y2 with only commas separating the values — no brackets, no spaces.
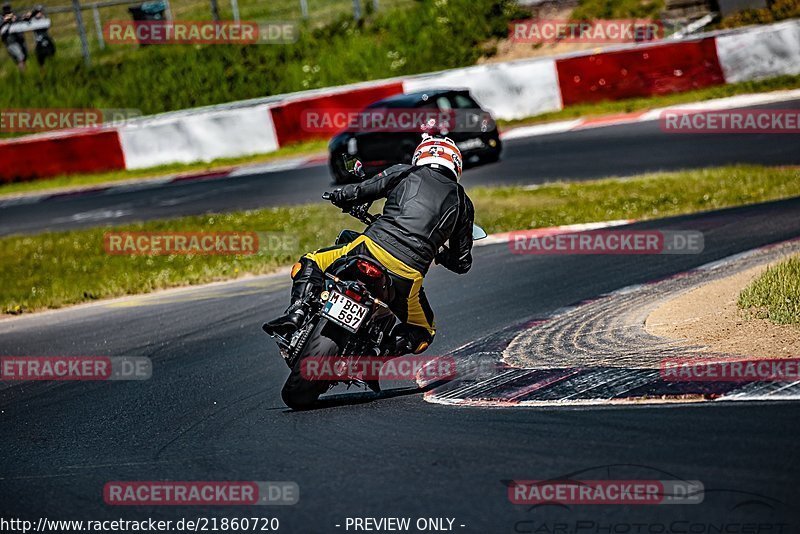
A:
281,319,340,410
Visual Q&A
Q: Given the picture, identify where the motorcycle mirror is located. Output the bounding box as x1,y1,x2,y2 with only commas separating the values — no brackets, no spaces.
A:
342,155,365,178
472,224,488,241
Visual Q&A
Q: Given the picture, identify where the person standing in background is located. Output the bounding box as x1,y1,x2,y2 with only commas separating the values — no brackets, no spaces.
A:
25,5,55,67
1,2,27,71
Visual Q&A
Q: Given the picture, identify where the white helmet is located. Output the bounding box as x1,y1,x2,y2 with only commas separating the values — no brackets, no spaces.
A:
411,134,463,180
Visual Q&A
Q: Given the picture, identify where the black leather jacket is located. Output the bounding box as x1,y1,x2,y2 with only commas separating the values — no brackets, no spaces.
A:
337,164,474,275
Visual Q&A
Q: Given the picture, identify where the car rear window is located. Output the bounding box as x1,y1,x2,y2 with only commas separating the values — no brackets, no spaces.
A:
451,93,479,109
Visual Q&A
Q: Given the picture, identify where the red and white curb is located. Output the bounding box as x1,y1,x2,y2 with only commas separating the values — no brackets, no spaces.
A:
474,220,634,247
500,88,800,141
421,236,800,408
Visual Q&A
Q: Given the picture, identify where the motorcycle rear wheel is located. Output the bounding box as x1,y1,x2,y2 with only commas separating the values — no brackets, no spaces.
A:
281,319,340,410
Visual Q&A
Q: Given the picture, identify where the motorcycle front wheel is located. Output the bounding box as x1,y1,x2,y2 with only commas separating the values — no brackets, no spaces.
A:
281,318,341,410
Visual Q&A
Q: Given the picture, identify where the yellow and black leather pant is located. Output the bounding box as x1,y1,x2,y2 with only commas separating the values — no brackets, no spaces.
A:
294,235,435,349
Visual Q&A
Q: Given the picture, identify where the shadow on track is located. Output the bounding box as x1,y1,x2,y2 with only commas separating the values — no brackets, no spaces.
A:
283,382,448,412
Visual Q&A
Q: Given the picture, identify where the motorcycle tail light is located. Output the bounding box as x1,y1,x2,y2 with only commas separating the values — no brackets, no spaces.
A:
356,259,383,278
345,288,363,302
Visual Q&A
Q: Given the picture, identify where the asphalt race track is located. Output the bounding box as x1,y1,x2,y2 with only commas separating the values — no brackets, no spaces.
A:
2,197,800,531
1,99,800,237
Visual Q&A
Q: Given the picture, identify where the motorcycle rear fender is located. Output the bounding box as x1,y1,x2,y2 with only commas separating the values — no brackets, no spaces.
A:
327,255,393,303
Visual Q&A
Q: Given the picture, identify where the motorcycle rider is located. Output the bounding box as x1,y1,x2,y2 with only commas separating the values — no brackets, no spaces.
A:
263,134,475,355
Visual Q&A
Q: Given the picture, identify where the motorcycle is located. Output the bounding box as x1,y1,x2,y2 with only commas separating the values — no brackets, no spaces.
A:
264,158,487,410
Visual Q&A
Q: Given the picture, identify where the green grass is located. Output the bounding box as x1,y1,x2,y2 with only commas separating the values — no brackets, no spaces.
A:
739,255,800,325
38,1,415,42
470,165,800,232
2,164,800,315
0,0,526,115
718,0,800,30
571,0,664,21
0,139,328,196
4,0,417,65
1,205,355,315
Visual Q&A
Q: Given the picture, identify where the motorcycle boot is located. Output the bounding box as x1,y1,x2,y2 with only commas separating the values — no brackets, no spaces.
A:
262,258,324,337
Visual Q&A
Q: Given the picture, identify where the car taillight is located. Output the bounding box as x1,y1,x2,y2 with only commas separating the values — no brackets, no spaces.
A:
356,259,383,278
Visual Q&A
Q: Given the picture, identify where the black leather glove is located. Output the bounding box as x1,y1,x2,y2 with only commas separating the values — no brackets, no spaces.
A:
327,188,356,210
327,188,344,206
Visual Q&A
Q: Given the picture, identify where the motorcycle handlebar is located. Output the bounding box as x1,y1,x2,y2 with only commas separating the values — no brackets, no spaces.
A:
323,191,377,226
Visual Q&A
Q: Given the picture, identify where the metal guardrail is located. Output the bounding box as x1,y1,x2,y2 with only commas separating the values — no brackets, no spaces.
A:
41,0,166,14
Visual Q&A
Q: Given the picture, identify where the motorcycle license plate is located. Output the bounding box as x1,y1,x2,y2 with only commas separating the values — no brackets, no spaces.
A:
322,291,369,332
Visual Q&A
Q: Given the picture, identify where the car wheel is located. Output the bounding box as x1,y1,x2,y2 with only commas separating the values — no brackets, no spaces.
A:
482,137,502,163
482,149,501,163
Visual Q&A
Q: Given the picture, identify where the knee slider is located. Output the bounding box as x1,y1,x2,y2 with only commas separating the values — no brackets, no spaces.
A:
392,324,434,354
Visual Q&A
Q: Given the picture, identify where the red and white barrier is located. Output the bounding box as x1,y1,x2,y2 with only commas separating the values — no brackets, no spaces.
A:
555,37,725,105
715,20,800,83
0,128,125,181
268,82,404,146
118,104,279,170
1,19,798,183
403,57,562,120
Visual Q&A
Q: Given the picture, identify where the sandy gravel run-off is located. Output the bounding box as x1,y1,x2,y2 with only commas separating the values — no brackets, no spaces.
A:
646,260,800,359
